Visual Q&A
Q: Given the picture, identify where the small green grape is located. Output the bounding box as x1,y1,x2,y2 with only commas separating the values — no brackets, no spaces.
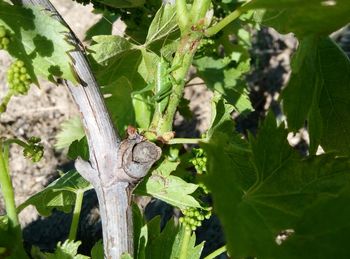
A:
7,60,32,95
180,207,212,232
189,148,207,174
0,26,6,37
0,25,10,50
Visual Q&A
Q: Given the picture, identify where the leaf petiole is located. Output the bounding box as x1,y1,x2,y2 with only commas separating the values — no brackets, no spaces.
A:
68,190,84,241
179,227,191,259
203,245,227,259
167,138,205,145
205,4,249,37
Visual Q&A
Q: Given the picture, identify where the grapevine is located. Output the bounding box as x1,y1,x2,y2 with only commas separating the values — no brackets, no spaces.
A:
7,60,32,95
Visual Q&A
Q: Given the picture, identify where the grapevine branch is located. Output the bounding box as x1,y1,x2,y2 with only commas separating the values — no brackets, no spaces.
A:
10,0,161,258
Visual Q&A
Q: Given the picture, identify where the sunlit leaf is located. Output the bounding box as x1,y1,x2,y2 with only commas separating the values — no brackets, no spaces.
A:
0,3,77,84
18,170,92,216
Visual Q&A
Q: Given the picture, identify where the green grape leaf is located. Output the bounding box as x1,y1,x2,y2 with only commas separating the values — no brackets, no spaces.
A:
133,204,146,259
247,0,350,38
89,35,136,66
207,98,235,139
36,240,89,259
170,227,204,259
67,136,89,161
91,240,103,259
17,170,92,216
89,37,145,87
136,216,203,259
138,49,159,84
145,3,178,45
101,76,135,136
143,217,178,259
135,160,201,209
55,117,85,150
194,25,252,114
0,3,77,84
277,186,350,259
316,38,350,155
203,113,350,258
95,0,145,8
121,253,133,259
283,36,350,155
84,12,119,41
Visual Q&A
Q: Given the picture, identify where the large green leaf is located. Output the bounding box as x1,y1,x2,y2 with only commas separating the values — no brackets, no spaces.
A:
0,2,77,84
135,160,202,209
283,36,350,155
203,114,350,258
247,0,350,38
17,170,92,216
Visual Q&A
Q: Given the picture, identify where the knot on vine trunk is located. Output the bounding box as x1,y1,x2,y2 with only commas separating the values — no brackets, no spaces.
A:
118,138,162,184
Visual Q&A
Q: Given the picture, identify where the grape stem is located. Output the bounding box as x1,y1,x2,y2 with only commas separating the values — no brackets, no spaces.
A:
167,138,205,145
157,0,212,135
68,190,84,241
205,4,249,37
179,227,191,259
0,140,28,258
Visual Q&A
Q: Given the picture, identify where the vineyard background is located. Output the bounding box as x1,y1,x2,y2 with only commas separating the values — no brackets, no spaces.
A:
3,0,349,256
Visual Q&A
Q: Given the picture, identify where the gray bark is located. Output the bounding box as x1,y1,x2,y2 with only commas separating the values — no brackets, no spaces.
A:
10,0,161,258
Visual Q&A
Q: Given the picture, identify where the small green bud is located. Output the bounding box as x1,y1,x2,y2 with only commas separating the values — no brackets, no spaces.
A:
0,26,6,38
2,37,9,46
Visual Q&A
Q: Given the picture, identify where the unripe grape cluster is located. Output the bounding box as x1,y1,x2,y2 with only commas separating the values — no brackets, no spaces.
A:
179,207,212,231
189,148,207,174
7,60,32,95
0,25,10,50
23,137,44,163
196,38,217,57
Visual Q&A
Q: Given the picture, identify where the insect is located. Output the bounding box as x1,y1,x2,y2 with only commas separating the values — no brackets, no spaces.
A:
131,56,180,115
